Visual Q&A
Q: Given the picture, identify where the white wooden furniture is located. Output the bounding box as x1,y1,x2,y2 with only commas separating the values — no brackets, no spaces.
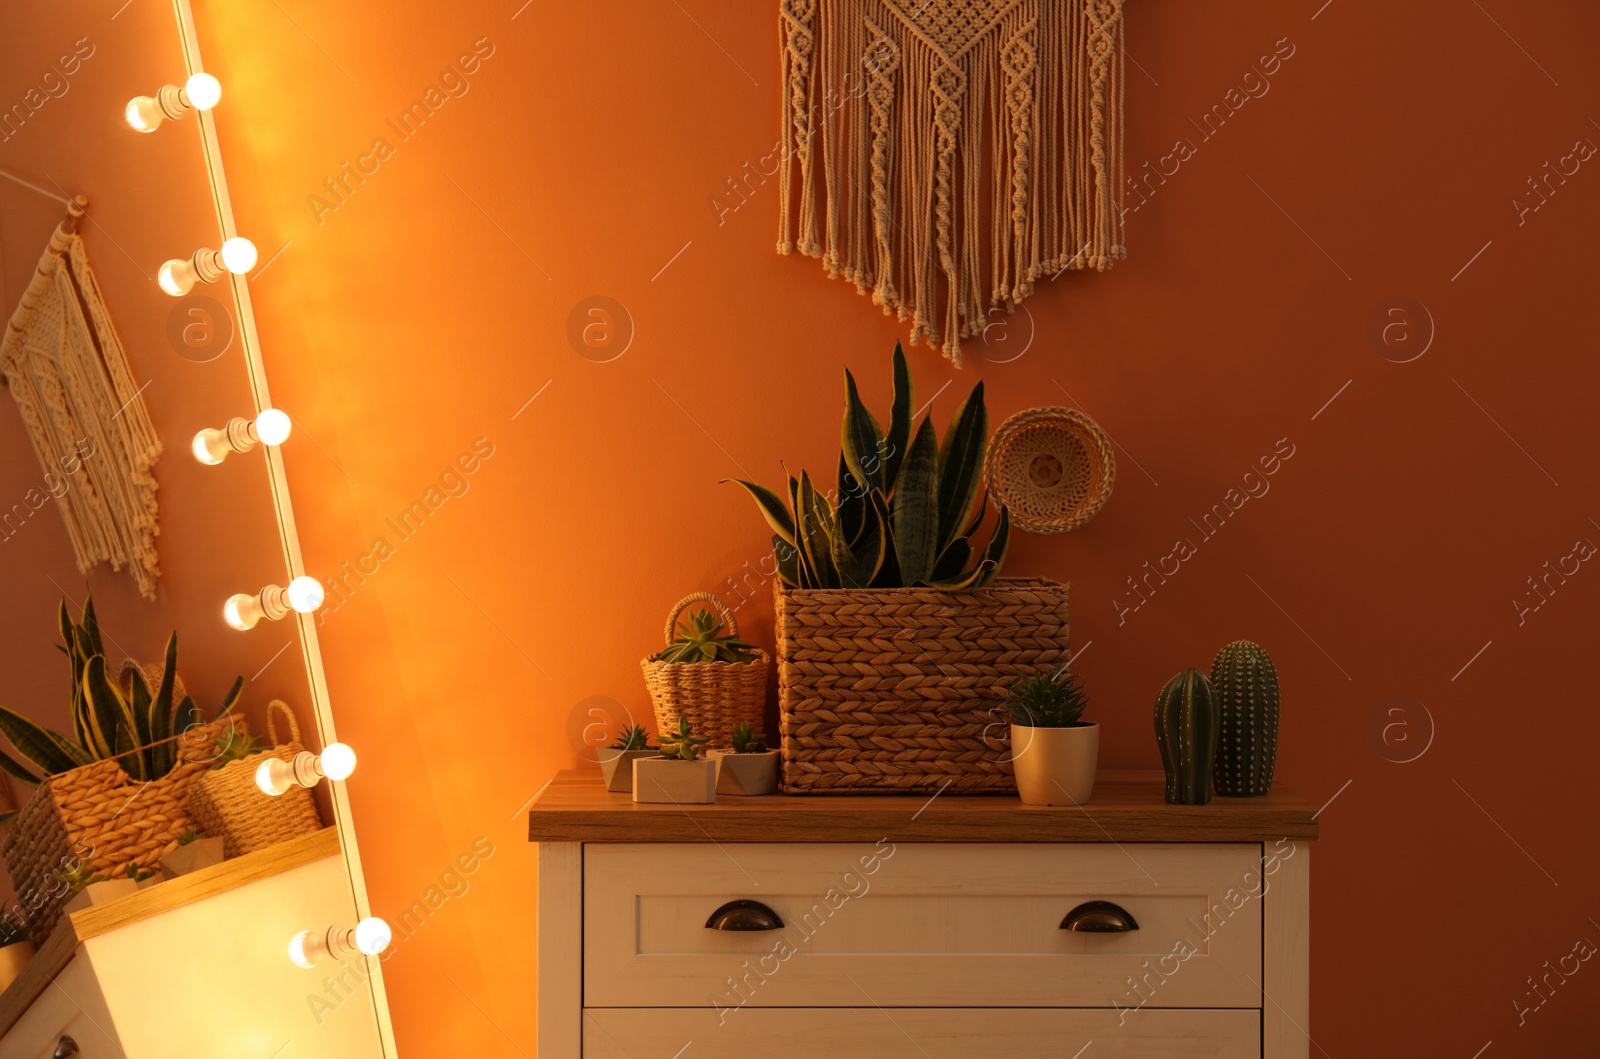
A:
0,829,386,1058
530,770,1316,1059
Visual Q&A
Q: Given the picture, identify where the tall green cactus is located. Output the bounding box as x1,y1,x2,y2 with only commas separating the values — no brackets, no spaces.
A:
1210,640,1279,797
1153,668,1220,805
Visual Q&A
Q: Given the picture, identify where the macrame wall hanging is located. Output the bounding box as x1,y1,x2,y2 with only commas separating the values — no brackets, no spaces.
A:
1,197,163,598
778,0,1126,364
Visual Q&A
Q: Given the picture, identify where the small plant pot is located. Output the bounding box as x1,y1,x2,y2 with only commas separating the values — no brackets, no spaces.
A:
1011,722,1099,806
632,757,717,804
710,750,780,796
596,748,657,794
159,836,226,879
0,941,35,992
63,878,140,914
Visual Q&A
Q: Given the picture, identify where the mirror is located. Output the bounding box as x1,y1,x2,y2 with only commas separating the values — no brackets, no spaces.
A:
0,1,392,1053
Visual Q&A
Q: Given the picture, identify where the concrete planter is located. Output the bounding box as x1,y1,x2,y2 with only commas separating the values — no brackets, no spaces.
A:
710,750,780,796
597,748,657,793
632,757,716,804
160,836,226,878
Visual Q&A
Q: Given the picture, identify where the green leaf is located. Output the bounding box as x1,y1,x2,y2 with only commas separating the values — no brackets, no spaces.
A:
0,704,77,776
925,558,994,590
797,472,840,588
836,454,864,548
962,489,989,541
891,417,941,584
82,655,137,764
935,380,988,551
834,494,886,587
773,535,801,587
82,592,105,657
883,343,912,490
113,721,144,782
215,677,244,720
841,368,886,495
721,479,796,545
869,490,901,587
931,537,972,582
42,730,91,769
975,507,1010,587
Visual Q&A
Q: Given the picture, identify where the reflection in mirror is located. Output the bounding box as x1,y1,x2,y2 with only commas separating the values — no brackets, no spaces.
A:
0,0,392,1053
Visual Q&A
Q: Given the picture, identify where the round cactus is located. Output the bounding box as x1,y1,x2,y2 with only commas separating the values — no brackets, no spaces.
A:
1210,640,1279,797
1153,667,1219,805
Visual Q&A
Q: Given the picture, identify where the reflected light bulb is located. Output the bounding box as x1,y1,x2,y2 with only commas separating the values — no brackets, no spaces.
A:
254,408,292,446
354,918,392,957
185,72,222,111
125,96,162,133
287,930,315,969
157,259,192,296
219,236,257,274
287,576,324,613
320,742,357,781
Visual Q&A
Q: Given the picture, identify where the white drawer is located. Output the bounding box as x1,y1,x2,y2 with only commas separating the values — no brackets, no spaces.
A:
584,842,1264,1009
583,1007,1259,1058
0,955,124,1059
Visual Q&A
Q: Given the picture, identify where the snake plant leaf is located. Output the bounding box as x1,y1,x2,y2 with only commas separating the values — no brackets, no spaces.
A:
215,676,244,719
113,721,145,782
773,535,801,587
935,380,988,551
722,479,796,545
82,592,105,657
0,750,40,787
0,704,77,777
893,416,941,584
130,665,155,777
931,537,972,583
797,472,840,588
172,696,204,750
883,343,913,490
836,454,865,548
927,558,996,591
869,490,901,587
975,507,1010,587
42,729,92,770
835,494,886,587
83,655,138,765
962,488,989,542
828,525,860,588
841,368,887,495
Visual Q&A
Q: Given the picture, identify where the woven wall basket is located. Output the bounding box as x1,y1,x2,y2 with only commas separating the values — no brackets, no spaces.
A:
986,407,1116,534
3,718,235,944
776,577,1071,794
189,699,324,859
641,592,770,749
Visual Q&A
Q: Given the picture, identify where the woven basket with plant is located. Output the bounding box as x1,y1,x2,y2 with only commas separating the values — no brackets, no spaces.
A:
640,593,769,750
0,595,244,943
728,344,1070,793
188,698,324,858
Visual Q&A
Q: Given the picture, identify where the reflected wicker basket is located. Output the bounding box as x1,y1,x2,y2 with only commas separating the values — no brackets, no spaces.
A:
188,699,324,858
985,406,1116,534
641,593,769,749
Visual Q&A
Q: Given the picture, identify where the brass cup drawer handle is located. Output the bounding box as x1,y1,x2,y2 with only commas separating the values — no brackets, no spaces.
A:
1060,900,1139,933
55,1036,80,1058
705,900,784,931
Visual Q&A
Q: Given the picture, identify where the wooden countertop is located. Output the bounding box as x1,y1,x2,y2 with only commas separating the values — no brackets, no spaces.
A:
0,826,341,1038
527,770,1320,844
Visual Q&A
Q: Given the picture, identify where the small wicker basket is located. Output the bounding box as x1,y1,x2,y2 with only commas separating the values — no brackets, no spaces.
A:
641,593,770,749
985,406,1116,534
188,700,324,858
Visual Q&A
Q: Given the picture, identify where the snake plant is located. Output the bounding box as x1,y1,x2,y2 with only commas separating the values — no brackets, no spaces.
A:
0,595,243,793
725,343,1009,589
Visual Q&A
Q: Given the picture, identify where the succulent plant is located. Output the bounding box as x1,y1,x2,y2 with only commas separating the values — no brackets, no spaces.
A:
55,860,108,898
611,724,652,751
208,728,263,770
1210,640,1280,797
1004,665,1088,728
0,914,27,948
1154,668,1220,805
0,594,244,787
656,717,709,761
124,863,155,883
655,608,761,664
176,828,202,846
726,343,1010,589
730,721,768,754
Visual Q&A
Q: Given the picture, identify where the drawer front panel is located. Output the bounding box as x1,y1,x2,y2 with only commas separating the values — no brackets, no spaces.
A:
585,842,1264,1009
583,1007,1260,1058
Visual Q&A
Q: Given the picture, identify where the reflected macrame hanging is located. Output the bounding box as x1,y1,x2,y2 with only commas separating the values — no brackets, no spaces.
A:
1,197,162,598
778,0,1126,364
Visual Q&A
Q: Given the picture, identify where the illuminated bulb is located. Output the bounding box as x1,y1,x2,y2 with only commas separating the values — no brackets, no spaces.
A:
256,741,357,795
157,237,257,296
191,408,291,464
224,577,324,630
124,71,222,133
287,919,392,968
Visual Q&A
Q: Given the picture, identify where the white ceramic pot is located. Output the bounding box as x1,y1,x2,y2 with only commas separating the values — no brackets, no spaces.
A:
632,757,717,804
1010,722,1099,806
597,748,657,793
709,749,780,796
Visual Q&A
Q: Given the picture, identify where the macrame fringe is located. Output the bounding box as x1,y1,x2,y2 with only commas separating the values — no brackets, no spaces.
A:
1,219,162,598
779,0,1126,365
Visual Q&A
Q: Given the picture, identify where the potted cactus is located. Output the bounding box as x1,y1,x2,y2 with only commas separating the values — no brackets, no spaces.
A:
1005,666,1097,806
159,827,226,878
709,722,780,796
1154,668,1220,805
1210,641,1279,797
633,718,716,804
0,914,33,991
596,724,656,794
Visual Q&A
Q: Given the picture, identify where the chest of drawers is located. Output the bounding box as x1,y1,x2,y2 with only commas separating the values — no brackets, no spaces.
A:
529,771,1317,1059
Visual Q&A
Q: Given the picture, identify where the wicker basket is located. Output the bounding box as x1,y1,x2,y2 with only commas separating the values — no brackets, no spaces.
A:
986,407,1116,534
775,577,1071,794
189,699,324,858
641,592,770,749
3,719,236,944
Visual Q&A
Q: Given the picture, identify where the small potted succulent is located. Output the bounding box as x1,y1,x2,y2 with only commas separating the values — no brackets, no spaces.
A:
596,724,656,794
633,718,716,804
59,861,136,914
1006,665,1097,806
640,593,770,750
709,722,780,796
159,827,226,878
0,913,34,991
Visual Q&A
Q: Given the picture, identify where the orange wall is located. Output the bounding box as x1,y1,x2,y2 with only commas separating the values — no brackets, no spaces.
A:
7,0,1597,1055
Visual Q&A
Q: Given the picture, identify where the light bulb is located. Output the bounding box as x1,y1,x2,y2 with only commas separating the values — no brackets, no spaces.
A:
184,72,222,111
287,930,316,969
254,408,292,446
219,237,257,274
320,742,357,781
158,259,195,296
287,576,324,613
192,410,292,465
354,918,392,956
223,593,260,631
125,96,162,133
